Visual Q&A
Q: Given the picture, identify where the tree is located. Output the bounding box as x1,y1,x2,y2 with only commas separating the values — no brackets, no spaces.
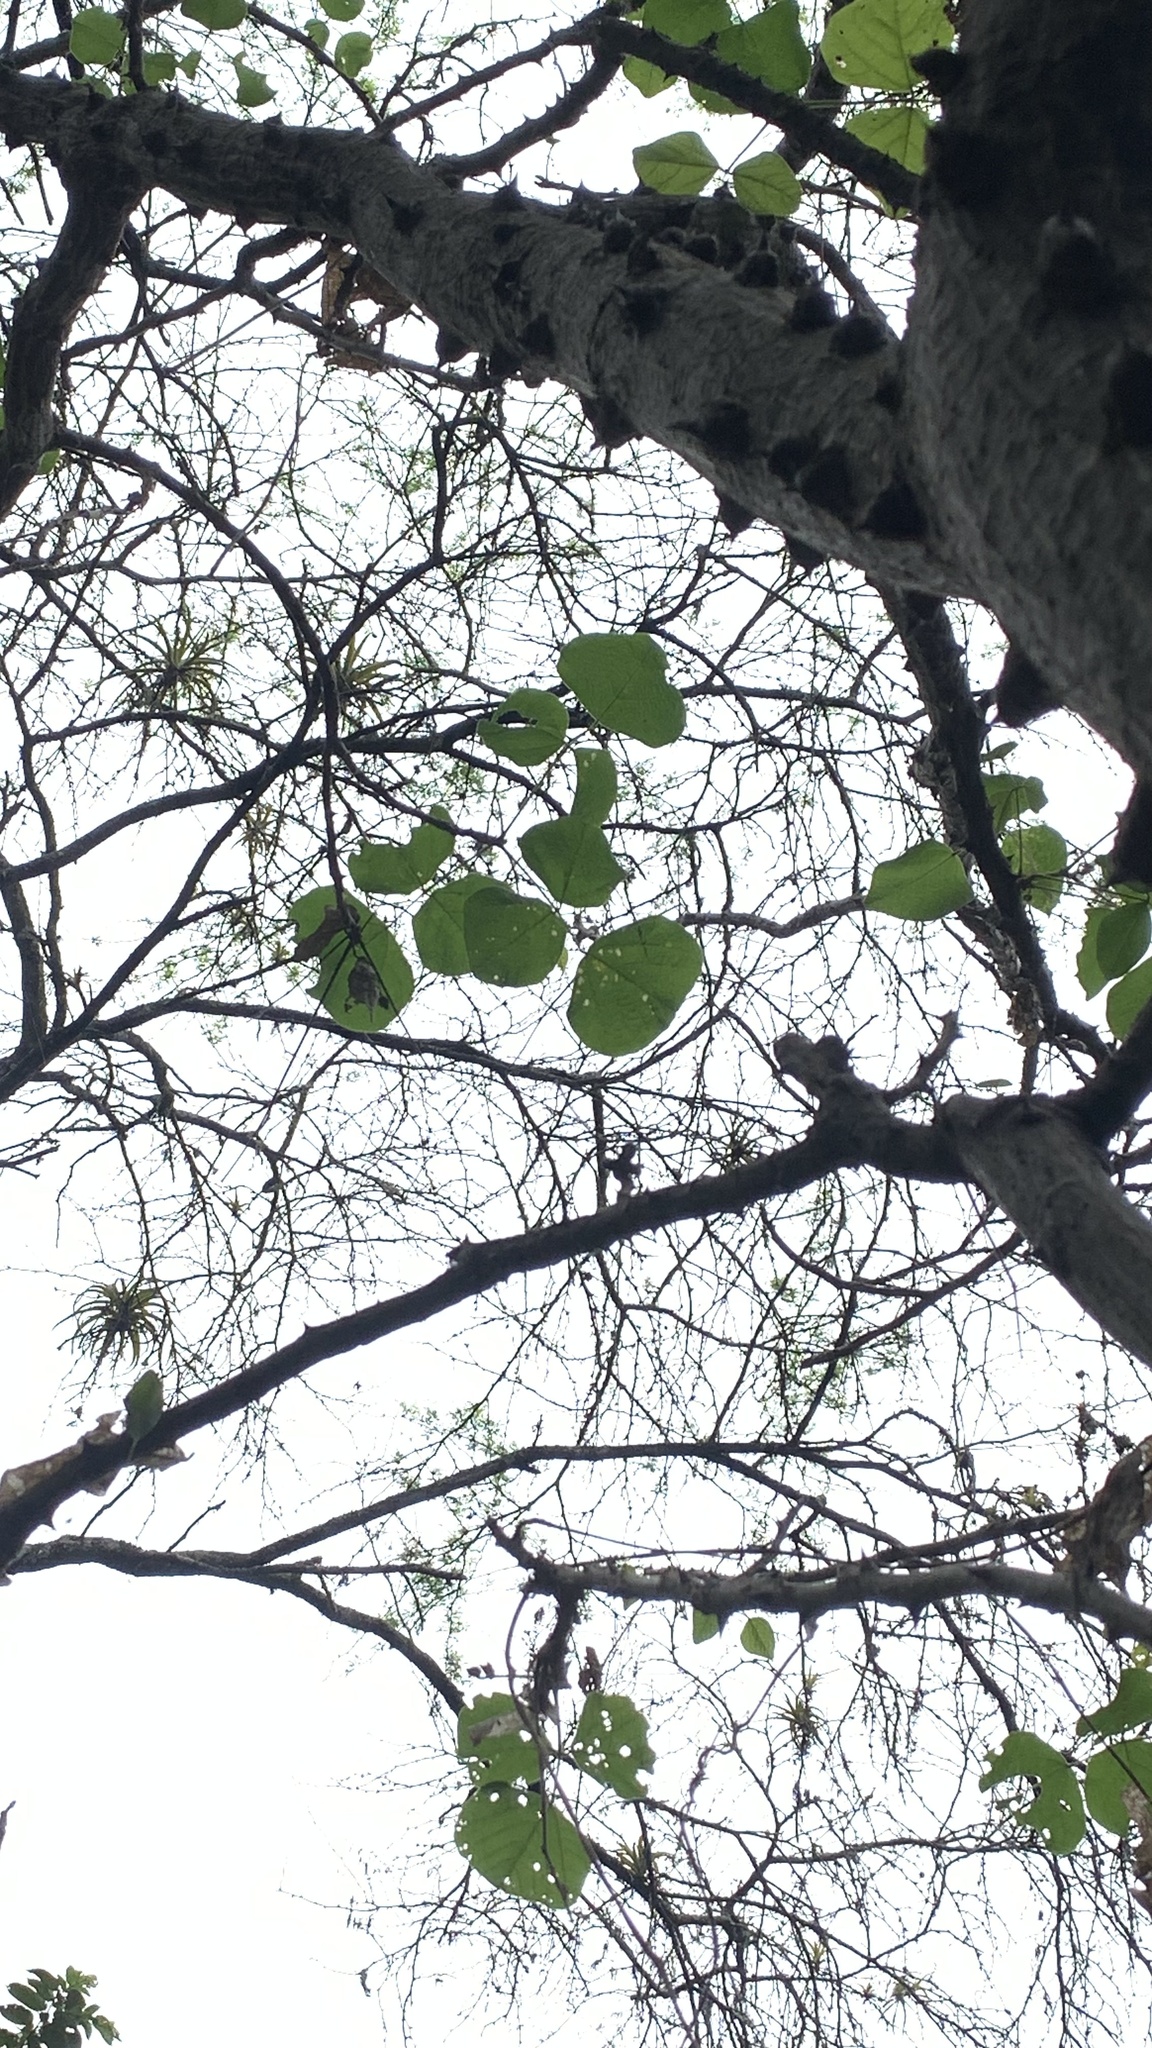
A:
2,0,1152,2039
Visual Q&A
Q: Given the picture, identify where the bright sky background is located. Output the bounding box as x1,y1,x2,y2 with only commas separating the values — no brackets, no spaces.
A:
0,7,1142,2044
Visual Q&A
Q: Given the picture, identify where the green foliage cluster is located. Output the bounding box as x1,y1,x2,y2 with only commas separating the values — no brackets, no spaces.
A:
287,633,704,1054
67,0,378,106
627,0,949,209
0,1970,117,2048
980,1655,1152,1857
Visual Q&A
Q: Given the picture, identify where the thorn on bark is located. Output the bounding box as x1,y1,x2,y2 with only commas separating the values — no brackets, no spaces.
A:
910,46,967,94
580,391,638,449
790,286,837,332
626,237,661,277
491,181,526,212
1038,215,1123,316
1105,348,1152,450
782,533,825,575
436,327,470,363
924,125,1008,210
798,447,855,521
716,493,755,535
829,313,887,357
685,233,718,265
994,646,1060,728
862,479,928,540
733,250,779,289
602,213,634,254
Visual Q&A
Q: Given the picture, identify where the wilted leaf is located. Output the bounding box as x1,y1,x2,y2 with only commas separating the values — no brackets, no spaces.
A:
571,748,618,825
124,1369,163,1447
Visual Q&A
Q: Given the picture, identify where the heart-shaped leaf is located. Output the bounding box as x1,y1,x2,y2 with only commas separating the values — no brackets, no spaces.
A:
866,841,972,920
478,688,569,766
519,818,625,907
558,634,684,748
568,917,702,1054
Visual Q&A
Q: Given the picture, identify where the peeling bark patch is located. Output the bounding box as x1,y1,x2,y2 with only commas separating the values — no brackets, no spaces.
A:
520,313,555,358
695,403,753,461
995,647,1060,728
1038,217,1122,317
602,214,634,254
790,286,837,333
620,287,668,338
829,313,887,358
580,391,637,448
910,46,967,95
925,127,1008,211
798,447,854,520
768,434,819,484
863,480,927,540
734,250,779,289
716,492,754,535
1106,349,1152,450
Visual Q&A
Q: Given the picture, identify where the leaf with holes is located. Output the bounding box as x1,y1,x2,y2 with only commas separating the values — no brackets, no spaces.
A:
571,748,618,825
979,1732,1085,1855
571,1693,655,1800
732,152,803,218
821,0,951,90
233,56,274,105
1078,1663,1152,1739
69,7,124,62
716,1,810,92
463,885,568,986
288,887,414,1031
866,841,972,919
845,104,930,175
740,1617,775,1660
456,1783,589,1907
478,688,569,766
633,132,719,198
1001,823,1066,913
558,633,684,748
519,818,625,908
348,806,454,895
569,917,702,1054
457,1693,542,1785
180,0,246,28
1084,1740,1152,1834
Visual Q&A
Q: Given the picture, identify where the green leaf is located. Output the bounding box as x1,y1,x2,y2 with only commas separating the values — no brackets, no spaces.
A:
287,887,414,1031
334,28,372,73
688,79,742,115
623,54,674,95
1078,1664,1152,1738
557,633,685,748
633,132,719,198
1077,902,1111,998
463,885,568,987
519,818,625,908
715,2,810,93
569,917,702,1054
348,806,454,895
180,0,246,28
304,16,329,44
233,55,274,106
844,103,930,175
692,1608,721,1642
319,0,363,16
979,1731,1085,1855
570,1693,655,1800
980,771,1046,833
455,1782,590,1907
411,873,491,976
1084,1740,1152,1834
731,151,803,218
69,7,124,64
124,1368,163,1446
1092,900,1151,983
1001,822,1066,913
478,687,569,766
641,0,731,44
141,47,178,83
740,1616,775,1659
1107,957,1152,1038
820,0,951,91
457,1693,542,1785
177,48,201,75
865,840,973,920
37,448,61,476
571,748,618,825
